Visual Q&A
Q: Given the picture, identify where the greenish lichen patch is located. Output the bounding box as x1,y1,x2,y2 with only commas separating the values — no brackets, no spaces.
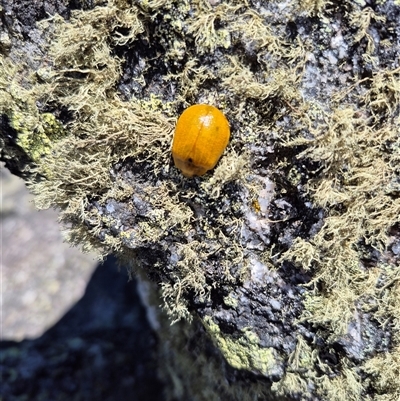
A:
13,112,66,162
0,57,66,165
203,316,283,379
223,294,238,309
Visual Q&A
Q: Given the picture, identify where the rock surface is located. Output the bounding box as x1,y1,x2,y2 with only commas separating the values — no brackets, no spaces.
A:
1,0,400,400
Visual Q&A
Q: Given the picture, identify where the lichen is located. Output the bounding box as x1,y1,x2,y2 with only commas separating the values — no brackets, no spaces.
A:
203,316,283,378
2,0,400,399
12,112,66,162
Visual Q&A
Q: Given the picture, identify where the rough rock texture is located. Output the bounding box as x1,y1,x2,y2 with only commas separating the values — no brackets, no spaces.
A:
1,0,400,400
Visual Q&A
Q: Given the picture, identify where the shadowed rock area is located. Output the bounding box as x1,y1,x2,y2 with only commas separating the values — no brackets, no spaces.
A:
0,255,164,401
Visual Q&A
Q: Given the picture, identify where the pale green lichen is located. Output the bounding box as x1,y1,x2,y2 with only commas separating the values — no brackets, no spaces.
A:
13,112,66,162
203,316,281,377
223,294,238,309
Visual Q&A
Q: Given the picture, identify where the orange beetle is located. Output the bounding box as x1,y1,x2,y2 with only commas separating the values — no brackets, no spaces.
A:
172,104,230,178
